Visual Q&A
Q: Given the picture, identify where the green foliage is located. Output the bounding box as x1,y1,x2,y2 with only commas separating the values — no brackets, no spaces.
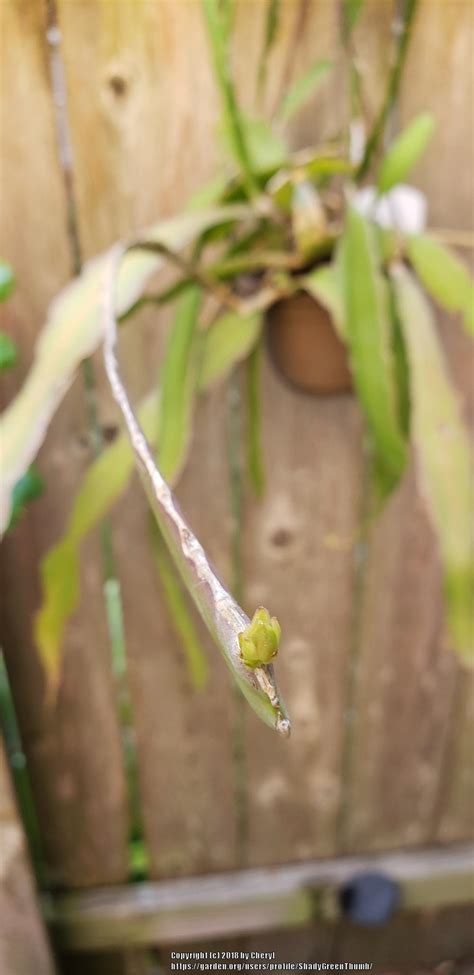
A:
341,0,365,38
150,522,209,690
0,331,18,371
34,300,263,680
6,466,44,532
35,394,159,682
377,113,435,195
198,309,262,391
392,264,473,665
219,113,287,172
0,260,14,301
0,205,250,534
342,208,407,497
257,0,281,94
280,58,333,122
201,0,258,197
157,286,202,483
407,235,474,336
303,261,346,340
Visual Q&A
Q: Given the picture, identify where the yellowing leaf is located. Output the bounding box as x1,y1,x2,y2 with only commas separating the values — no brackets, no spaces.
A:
392,264,473,666
34,393,159,681
342,208,407,496
377,113,435,195
198,309,262,391
0,204,250,534
408,234,474,337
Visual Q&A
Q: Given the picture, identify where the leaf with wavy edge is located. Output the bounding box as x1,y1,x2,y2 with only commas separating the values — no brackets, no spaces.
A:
392,263,473,666
0,205,250,534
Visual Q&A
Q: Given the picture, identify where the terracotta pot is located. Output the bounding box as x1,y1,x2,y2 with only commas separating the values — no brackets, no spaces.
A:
266,291,352,395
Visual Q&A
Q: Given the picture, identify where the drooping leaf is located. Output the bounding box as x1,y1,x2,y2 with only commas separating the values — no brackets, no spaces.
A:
0,204,250,534
407,234,474,336
377,113,435,195
0,261,14,301
219,113,287,172
149,521,209,690
157,286,202,483
280,58,333,122
198,309,262,391
34,393,159,680
246,340,265,497
0,331,18,371
392,263,473,665
342,208,407,496
6,466,44,531
34,303,263,680
342,0,365,38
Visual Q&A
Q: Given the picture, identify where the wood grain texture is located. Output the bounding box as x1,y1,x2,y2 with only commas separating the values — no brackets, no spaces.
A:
0,735,57,975
339,0,474,853
0,0,472,901
0,0,129,886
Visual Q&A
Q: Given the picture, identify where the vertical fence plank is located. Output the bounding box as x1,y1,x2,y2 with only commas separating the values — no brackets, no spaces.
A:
0,735,56,975
341,0,474,853
0,0,129,886
1,0,472,896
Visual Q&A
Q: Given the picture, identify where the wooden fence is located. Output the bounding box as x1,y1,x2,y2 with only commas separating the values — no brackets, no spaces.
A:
0,0,473,971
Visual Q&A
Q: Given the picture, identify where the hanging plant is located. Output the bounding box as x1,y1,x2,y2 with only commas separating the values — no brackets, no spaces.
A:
1,0,473,740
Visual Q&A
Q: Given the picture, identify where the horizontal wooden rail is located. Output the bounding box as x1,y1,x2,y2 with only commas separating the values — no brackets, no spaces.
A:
45,844,474,951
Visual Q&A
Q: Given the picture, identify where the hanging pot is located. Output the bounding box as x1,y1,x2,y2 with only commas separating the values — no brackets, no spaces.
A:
266,289,352,396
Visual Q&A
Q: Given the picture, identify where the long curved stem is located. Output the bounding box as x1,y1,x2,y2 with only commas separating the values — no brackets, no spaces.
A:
101,240,290,738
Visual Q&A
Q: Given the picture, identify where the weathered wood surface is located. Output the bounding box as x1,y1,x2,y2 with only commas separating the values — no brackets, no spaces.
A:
0,0,472,901
0,735,56,975
46,844,474,951
343,0,474,853
0,0,129,886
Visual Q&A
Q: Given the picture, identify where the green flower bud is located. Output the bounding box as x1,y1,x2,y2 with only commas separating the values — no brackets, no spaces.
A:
238,606,281,669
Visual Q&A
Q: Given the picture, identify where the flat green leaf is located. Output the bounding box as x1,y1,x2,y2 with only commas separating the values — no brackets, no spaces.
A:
280,58,332,122
0,331,18,371
186,173,229,211
219,113,287,172
392,263,473,665
342,0,365,37
34,393,159,680
0,204,250,534
408,234,474,336
257,0,281,94
377,113,435,195
198,309,262,391
303,261,346,340
150,522,209,690
0,261,14,301
342,208,407,496
157,286,202,483
202,0,258,197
